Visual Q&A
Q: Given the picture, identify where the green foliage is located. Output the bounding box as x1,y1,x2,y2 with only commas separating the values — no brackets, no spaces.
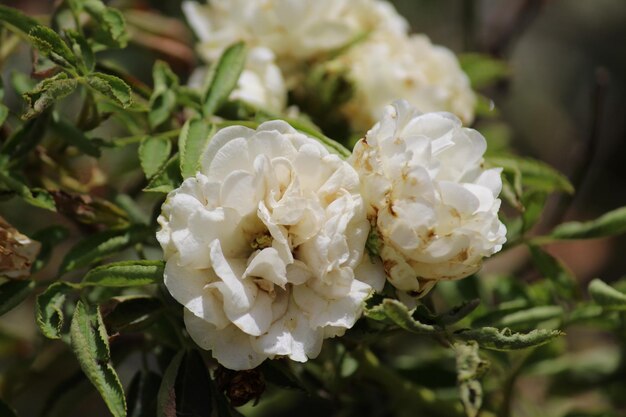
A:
487,156,574,195
127,371,161,417
0,5,40,35
454,327,563,350
139,136,172,179
149,61,179,129
179,119,215,179
550,206,626,240
28,26,77,68
0,2,623,416
371,298,441,333
81,260,164,287
70,301,127,417
144,154,182,193
528,245,579,299
36,281,74,339
23,73,78,119
202,42,247,116
0,279,35,316
0,170,57,211
588,279,626,310
86,72,132,108
459,53,510,89
454,342,488,417
59,225,151,273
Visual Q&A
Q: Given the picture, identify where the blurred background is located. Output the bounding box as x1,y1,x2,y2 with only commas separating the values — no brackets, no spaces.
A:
0,0,625,416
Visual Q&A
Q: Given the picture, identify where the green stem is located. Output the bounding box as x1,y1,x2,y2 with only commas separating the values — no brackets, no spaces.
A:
355,348,465,417
111,128,181,147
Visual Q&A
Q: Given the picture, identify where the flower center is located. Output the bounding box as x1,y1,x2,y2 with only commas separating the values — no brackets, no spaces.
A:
250,231,273,250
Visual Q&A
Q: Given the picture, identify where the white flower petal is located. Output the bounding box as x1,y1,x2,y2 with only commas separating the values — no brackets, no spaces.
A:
158,120,373,369
351,101,506,294
244,247,288,288
184,309,266,370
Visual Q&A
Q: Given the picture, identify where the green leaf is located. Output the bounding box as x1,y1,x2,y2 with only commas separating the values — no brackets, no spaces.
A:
149,61,179,129
51,114,101,157
381,299,441,333
459,53,510,89
23,73,78,119
36,281,75,339
528,245,578,299
157,350,213,417
550,206,626,240
59,225,151,273
144,154,182,193
176,351,213,417
521,191,547,233
86,72,132,108
82,0,128,48
438,299,481,326
0,171,56,211
284,117,351,158
127,371,160,417
0,280,35,316
70,301,126,417
157,351,184,417
103,296,162,333
82,260,164,287
477,305,564,330
28,26,77,68
487,156,574,194
203,42,247,116
588,279,626,310
65,30,95,74
455,342,488,417
0,5,40,35
114,194,150,225
179,119,214,179
1,110,49,158
454,327,563,350
139,136,172,179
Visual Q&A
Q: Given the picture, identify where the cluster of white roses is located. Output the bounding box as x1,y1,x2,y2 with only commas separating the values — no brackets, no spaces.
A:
157,0,505,370
157,101,506,370
182,0,475,129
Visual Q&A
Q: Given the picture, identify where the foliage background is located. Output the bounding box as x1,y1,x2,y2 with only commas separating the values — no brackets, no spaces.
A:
0,0,625,416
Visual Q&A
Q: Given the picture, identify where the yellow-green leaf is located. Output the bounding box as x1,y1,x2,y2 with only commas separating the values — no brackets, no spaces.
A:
70,301,126,417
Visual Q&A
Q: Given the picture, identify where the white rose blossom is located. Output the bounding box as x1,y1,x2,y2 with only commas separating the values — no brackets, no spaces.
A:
187,47,287,113
182,0,408,73
157,121,383,370
350,100,506,296
340,32,476,132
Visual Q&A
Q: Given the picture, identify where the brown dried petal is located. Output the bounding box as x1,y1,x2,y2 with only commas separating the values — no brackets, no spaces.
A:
0,216,41,279
215,366,265,407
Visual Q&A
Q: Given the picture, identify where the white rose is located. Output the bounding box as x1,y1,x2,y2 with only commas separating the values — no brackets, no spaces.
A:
182,0,408,72
340,32,476,132
157,121,382,370
187,47,287,113
350,100,506,296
